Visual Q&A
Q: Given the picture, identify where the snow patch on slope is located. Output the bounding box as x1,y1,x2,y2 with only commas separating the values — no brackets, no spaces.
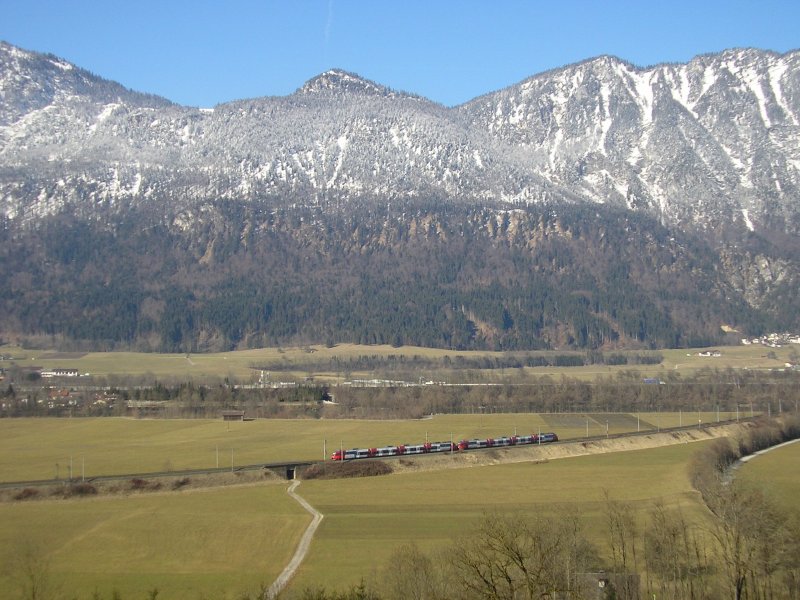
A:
768,61,799,126
741,66,772,128
89,103,119,134
741,209,755,231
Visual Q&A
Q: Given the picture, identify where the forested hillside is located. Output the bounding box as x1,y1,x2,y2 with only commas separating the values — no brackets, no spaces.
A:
0,200,769,352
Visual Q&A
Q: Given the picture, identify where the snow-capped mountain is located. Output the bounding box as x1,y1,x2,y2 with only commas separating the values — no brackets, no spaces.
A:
458,49,800,233
1,41,799,351
1,41,798,235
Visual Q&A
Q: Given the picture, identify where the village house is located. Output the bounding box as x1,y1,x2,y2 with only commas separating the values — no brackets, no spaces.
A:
41,368,80,378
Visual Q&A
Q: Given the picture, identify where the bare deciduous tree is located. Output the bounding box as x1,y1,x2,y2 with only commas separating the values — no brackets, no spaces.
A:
643,500,712,600
604,492,640,600
445,511,596,599
381,543,440,600
706,480,792,600
7,541,62,600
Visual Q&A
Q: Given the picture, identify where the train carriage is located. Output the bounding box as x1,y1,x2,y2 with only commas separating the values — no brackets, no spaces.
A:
330,432,557,460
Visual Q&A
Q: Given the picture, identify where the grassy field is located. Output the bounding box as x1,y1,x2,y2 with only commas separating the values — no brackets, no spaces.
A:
0,439,713,599
0,340,791,597
0,482,310,600
737,440,800,514
290,442,711,592
2,342,796,383
0,413,736,482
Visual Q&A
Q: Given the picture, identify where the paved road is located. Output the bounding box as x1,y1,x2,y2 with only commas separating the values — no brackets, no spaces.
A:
735,437,800,467
725,437,800,483
265,480,323,599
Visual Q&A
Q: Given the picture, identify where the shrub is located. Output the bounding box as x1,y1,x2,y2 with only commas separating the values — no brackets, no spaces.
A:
67,483,97,496
737,416,798,456
130,477,149,490
780,414,800,440
302,461,393,480
129,478,161,491
172,477,191,490
13,487,40,501
688,437,739,501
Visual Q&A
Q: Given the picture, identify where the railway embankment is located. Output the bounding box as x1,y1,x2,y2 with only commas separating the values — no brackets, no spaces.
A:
386,421,756,475
0,421,760,498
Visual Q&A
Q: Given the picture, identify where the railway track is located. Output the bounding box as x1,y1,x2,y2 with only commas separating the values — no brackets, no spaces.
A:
0,461,314,491
0,418,751,490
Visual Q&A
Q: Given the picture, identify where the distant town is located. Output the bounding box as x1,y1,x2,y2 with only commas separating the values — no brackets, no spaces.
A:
741,332,800,347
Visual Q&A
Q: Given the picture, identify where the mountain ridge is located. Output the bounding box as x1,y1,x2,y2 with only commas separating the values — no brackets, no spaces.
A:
4,41,798,232
1,41,799,351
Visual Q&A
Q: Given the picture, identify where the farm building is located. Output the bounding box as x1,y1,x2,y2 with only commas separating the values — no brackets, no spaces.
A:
221,410,246,421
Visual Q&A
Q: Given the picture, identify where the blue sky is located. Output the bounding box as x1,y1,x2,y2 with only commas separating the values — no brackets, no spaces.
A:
2,0,798,108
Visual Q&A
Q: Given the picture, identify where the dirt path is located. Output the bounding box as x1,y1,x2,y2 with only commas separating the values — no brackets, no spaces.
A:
265,480,323,599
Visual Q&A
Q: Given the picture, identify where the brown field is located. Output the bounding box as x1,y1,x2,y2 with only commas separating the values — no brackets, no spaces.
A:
0,413,738,483
0,426,734,599
2,342,797,384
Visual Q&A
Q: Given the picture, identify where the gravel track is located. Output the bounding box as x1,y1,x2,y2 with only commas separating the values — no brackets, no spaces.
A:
265,480,323,599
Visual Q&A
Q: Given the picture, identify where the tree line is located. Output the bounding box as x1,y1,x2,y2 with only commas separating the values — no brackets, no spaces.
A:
2,367,799,420
250,350,664,374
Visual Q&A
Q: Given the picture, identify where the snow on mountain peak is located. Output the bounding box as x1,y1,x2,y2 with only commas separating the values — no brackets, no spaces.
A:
1,41,799,242
297,69,395,97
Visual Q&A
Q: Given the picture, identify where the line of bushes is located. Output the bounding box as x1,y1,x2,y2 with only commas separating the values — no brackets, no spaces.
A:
689,414,800,502
301,461,393,480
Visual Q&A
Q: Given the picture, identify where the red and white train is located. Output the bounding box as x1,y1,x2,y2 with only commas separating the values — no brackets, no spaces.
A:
330,432,558,461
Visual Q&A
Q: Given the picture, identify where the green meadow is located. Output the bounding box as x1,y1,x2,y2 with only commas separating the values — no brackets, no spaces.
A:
0,440,712,599
0,413,734,482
